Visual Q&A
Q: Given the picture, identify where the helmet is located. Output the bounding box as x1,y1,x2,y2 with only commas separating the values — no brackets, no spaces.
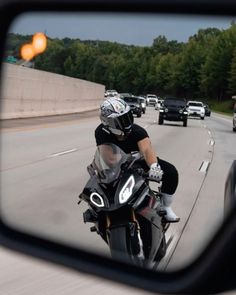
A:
100,97,133,135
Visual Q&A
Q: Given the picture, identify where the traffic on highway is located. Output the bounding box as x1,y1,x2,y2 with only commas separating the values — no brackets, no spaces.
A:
1,105,235,270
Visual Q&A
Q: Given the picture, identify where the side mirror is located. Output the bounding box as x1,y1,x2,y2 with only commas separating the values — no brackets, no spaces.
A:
1,1,236,294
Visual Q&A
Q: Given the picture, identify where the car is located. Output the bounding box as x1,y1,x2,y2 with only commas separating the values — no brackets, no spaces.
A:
233,98,236,132
138,97,146,114
104,89,118,98
233,112,236,132
233,106,236,132
119,93,133,99
154,99,163,110
204,104,211,116
158,97,188,126
122,95,142,117
146,94,158,106
187,100,205,120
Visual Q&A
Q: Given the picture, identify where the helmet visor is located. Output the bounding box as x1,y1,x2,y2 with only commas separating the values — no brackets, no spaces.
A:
107,110,133,133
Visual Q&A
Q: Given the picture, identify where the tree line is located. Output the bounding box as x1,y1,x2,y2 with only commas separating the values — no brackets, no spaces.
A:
6,24,236,103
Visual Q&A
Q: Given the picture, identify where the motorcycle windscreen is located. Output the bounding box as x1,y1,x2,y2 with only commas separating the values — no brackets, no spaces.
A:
94,144,128,184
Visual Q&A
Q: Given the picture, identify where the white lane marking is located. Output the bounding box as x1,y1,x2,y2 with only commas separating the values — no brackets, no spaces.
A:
209,139,215,146
199,160,210,173
48,148,78,158
204,125,214,145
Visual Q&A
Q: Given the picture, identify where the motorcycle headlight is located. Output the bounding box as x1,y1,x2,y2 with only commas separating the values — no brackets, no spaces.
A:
119,175,135,204
90,192,104,207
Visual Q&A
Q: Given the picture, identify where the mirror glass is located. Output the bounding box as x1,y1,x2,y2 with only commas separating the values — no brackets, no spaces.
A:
1,12,236,271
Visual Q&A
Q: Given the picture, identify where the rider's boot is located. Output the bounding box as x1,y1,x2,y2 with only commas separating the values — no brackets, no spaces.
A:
162,193,180,222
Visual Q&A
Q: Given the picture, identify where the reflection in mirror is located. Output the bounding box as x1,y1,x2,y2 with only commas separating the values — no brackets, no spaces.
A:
1,12,236,272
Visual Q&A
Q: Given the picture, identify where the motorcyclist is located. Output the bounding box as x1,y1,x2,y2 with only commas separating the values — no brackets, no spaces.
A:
95,97,180,222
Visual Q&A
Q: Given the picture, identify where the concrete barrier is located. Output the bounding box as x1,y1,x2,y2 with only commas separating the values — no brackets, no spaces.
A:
0,63,105,119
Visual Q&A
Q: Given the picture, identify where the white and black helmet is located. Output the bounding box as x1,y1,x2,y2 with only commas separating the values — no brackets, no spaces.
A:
100,97,133,135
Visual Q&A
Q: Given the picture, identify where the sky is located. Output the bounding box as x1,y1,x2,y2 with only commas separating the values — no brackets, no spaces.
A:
9,12,234,46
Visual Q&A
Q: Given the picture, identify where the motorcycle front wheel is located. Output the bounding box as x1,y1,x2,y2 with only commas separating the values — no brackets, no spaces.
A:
108,226,144,266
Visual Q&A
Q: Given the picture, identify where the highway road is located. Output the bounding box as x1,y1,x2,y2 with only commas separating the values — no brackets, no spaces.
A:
0,107,235,294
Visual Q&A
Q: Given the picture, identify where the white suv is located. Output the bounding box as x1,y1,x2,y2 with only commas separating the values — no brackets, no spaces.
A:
146,94,158,106
187,101,205,120
104,90,118,98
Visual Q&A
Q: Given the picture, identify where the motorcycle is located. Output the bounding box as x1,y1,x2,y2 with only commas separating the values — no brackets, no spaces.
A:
78,143,169,268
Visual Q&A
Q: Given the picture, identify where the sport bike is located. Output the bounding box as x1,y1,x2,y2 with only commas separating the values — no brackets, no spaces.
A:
78,143,169,268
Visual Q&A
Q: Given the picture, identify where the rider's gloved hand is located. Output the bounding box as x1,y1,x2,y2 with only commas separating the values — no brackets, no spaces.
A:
149,163,163,181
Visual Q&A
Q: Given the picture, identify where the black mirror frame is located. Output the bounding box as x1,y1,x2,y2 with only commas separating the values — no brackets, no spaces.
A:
1,0,236,294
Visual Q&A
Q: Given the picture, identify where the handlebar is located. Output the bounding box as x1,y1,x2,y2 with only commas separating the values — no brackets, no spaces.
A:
136,168,162,185
130,151,142,160
136,168,150,178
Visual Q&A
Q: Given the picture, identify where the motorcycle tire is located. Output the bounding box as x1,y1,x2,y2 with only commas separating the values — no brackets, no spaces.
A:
108,226,143,266
154,235,167,262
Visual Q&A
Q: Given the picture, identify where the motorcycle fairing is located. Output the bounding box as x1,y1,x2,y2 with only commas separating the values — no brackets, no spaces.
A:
81,169,148,211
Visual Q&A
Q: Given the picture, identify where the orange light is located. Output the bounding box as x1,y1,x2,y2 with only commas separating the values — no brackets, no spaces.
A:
20,44,35,61
32,32,47,54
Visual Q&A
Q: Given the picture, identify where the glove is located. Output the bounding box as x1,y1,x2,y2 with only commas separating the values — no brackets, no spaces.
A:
149,163,163,181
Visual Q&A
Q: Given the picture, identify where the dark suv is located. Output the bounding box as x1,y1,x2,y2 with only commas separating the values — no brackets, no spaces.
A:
158,97,188,127
122,96,142,117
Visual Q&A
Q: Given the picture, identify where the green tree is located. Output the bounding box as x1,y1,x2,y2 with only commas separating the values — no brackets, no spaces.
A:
64,55,75,77
35,39,66,74
201,24,236,100
176,40,205,97
228,48,236,95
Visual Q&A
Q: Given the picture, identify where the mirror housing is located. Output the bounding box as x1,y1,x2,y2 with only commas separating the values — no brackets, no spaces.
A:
1,0,236,294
